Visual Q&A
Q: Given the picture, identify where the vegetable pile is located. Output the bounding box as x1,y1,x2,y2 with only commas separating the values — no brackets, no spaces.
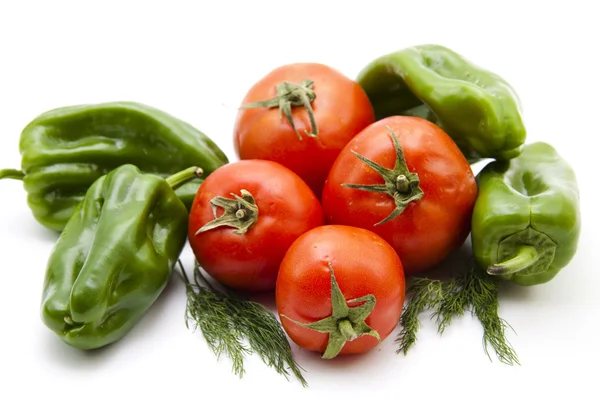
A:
0,43,581,386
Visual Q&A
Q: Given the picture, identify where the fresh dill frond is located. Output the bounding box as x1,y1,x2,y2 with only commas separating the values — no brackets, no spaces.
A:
397,262,520,365
396,277,444,354
466,266,520,365
432,272,470,334
178,260,308,386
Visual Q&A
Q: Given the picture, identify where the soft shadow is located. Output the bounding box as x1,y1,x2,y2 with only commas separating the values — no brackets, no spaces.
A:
247,290,277,312
40,329,123,370
411,238,474,281
497,280,536,303
292,341,386,375
15,212,61,243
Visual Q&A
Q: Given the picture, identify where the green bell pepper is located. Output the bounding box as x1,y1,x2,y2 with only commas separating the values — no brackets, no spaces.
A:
356,44,527,162
0,101,228,232
40,164,200,350
471,142,581,286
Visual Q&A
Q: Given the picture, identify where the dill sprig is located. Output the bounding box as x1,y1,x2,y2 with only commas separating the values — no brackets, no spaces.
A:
466,267,520,365
396,278,444,354
432,273,470,334
397,262,520,365
178,260,308,386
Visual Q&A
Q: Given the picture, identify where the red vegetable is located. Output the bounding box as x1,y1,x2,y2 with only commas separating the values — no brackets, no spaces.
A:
233,62,375,197
187,160,324,292
276,225,405,359
321,116,478,275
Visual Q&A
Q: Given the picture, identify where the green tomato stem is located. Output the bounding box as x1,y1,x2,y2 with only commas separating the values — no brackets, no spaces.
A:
338,319,358,341
281,262,380,360
195,189,259,235
342,126,424,226
241,79,318,140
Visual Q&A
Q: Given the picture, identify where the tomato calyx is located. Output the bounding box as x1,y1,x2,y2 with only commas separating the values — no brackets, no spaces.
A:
281,262,380,359
342,126,424,226
195,189,259,235
241,79,318,140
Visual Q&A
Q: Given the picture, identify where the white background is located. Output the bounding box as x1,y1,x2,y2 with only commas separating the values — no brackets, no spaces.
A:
1,1,598,399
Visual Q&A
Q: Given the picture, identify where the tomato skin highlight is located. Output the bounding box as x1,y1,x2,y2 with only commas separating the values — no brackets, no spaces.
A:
275,225,405,356
233,62,375,198
321,116,478,275
188,160,324,292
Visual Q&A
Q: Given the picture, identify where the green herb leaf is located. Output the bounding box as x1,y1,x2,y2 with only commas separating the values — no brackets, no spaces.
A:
178,260,308,386
396,277,444,354
397,262,520,365
466,267,520,365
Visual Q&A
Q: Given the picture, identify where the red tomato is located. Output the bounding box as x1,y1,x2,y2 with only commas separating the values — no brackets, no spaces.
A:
275,225,405,358
321,116,478,276
188,160,324,292
233,63,375,198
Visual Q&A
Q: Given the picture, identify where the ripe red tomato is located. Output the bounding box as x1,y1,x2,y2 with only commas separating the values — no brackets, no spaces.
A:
188,159,324,292
321,116,478,276
275,225,405,359
233,62,375,198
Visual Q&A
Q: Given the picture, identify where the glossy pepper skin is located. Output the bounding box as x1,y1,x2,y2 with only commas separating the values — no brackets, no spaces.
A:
356,44,526,163
0,101,228,231
40,164,198,350
471,142,581,286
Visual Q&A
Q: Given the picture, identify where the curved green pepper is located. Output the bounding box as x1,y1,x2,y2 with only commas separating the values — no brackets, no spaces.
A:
471,142,581,286
356,44,526,162
41,164,200,350
0,101,228,231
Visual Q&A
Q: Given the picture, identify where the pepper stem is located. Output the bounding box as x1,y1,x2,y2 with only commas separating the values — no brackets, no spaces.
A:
0,169,25,180
281,262,380,359
487,246,539,275
342,126,424,226
165,167,203,190
241,79,318,140
196,189,259,235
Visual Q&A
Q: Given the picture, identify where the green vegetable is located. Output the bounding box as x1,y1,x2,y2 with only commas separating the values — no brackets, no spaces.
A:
356,44,526,162
397,143,580,363
179,260,307,386
0,101,228,232
397,263,520,365
40,164,200,350
472,141,581,285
